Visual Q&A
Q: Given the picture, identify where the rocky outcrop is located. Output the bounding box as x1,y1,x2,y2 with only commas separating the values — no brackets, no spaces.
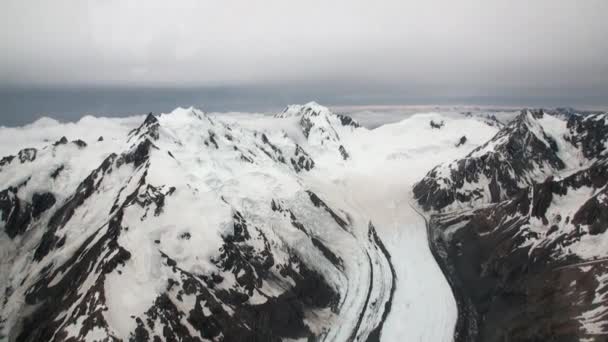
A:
565,113,608,160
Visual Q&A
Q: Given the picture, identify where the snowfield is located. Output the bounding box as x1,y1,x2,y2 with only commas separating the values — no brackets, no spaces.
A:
0,103,504,341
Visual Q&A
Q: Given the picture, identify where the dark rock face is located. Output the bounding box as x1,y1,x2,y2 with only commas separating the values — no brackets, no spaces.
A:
418,110,608,341
50,165,64,179
336,114,361,128
0,185,56,238
71,139,87,148
122,139,156,168
1,187,32,238
31,192,56,219
429,172,608,341
18,148,37,163
430,120,444,129
565,113,608,160
53,136,68,146
455,136,467,147
290,144,315,172
339,145,350,160
0,155,15,169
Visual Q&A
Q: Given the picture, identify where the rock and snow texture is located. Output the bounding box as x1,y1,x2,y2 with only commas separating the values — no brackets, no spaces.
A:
220,108,502,341
415,110,608,341
0,104,402,342
274,102,359,161
4,102,603,342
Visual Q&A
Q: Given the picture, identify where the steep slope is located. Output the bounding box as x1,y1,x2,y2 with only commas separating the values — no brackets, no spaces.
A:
0,107,394,342
414,110,590,211
416,111,608,341
275,102,360,160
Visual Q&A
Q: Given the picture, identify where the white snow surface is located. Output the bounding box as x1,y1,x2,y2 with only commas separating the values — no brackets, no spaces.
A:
0,103,503,341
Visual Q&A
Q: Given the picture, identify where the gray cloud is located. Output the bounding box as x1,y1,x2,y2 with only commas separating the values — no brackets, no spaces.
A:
1,0,607,101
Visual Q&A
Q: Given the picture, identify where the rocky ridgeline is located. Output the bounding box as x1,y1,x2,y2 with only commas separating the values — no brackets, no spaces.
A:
416,110,608,341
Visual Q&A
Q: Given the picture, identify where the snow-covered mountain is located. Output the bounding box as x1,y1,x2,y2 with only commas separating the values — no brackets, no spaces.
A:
415,110,608,341
0,105,398,342
1,103,606,341
275,102,360,160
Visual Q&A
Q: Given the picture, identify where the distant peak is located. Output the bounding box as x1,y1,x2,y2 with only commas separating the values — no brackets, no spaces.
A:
143,112,158,125
128,112,160,142
275,102,332,118
165,106,208,121
516,108,544,122
26,116,60,129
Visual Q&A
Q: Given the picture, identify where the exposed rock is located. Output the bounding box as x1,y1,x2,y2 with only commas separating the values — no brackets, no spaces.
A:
18,148,37,163
455,136,467,147
128,112,160,141
0,187,32,238
31,192,56,218
430,120,444,129
339,145,350,160
336,113,360,128
0,155,15,169
290,144,315,172
50,165,64,179
71,139,87,148
53,136,68,146
565,113,608,160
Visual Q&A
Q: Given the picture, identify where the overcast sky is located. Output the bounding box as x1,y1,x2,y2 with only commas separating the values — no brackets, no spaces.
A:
1,0,607,105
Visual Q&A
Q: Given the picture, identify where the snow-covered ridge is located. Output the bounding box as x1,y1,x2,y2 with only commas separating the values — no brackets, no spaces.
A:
275,102,361,160
0,105,399,342
414,109,607,212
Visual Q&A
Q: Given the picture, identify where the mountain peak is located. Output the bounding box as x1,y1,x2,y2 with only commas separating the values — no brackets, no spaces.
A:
414,110,574,211
128,112,160,142
275,101,331,119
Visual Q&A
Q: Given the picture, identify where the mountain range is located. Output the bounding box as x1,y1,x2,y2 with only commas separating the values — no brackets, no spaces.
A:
1,103,606,341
